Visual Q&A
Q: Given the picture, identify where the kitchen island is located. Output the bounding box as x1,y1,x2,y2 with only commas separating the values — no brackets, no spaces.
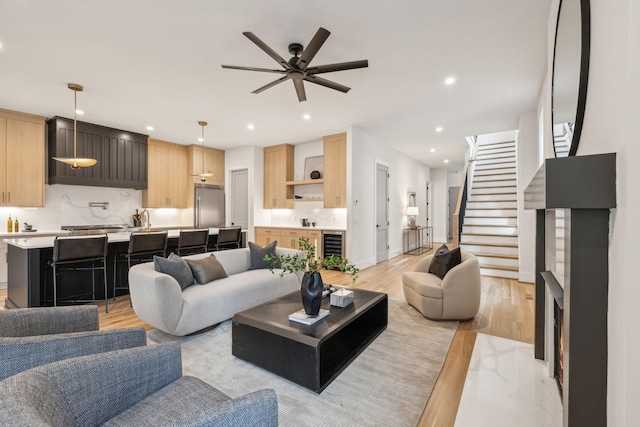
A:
3,228,246,309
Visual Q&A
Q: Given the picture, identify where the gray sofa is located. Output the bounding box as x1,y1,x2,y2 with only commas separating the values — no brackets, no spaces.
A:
128,247,304,336
0,343,278,426
0,306,146,381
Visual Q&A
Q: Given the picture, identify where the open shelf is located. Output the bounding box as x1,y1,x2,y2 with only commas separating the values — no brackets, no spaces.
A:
286,179,324,186
286,198,324,203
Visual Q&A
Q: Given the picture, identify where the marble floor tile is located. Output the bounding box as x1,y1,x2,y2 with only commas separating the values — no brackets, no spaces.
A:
454,333,563,427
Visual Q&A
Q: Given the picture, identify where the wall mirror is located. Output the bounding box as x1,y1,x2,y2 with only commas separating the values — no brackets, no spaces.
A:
551,0,590,157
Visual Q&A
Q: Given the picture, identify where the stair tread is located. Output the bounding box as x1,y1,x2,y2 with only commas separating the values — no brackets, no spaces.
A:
462,232,518,237
464,224,517,228
479,264,519,272
464,215,518,218
460,242,518,248
470,252,519,259
464,207,517,210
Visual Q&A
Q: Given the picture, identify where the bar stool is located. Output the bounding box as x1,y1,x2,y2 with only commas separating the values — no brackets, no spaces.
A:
50,235,109,313
113,231,168,300
214,227,242,251
177,229,209,256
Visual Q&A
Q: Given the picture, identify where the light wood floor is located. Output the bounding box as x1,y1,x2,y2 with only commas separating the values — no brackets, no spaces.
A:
0,247,534,426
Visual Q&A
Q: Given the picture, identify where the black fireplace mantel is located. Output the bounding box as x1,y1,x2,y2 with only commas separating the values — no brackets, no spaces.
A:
524,152,616,427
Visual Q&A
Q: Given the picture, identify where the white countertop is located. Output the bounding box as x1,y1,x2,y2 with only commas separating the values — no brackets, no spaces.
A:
254,225,346,231
3,228,236,249
0,230,70,238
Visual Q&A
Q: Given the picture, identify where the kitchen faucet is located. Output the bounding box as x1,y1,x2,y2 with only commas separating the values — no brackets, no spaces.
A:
140,209,151,231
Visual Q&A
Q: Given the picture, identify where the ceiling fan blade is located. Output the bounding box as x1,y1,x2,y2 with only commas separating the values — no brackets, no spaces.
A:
252,76,291,94
243,32,292,70
303,75,351,93
296,27,331,70
306,60,369,75
293,79,307,102
221,65,286,74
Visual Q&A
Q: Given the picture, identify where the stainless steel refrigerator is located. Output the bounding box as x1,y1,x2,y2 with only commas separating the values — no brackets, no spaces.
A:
194,184,225,228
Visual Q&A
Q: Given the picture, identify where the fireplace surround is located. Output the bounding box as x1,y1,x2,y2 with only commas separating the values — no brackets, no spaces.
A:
525,153,615,427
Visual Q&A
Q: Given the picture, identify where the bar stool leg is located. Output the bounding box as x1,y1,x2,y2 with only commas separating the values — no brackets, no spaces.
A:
52,264,57,307
103,256,109,314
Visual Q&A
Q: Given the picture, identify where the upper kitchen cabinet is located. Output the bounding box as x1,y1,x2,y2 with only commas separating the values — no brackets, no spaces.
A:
48,117,148,189
143,138,187,208
323,132,347,208
0,109,45,207
187,144,225,186
263,144,294,209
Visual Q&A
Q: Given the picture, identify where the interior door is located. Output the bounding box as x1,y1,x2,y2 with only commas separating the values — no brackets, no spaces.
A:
376,164,389,264
230,169,249,228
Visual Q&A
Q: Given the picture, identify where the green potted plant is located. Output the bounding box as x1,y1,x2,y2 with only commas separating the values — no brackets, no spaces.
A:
264,237,359,316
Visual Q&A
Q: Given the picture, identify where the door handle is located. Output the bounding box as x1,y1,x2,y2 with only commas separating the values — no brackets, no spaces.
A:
376,224,379,228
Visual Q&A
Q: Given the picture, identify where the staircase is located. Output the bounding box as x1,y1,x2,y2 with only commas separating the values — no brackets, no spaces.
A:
459,140,518,279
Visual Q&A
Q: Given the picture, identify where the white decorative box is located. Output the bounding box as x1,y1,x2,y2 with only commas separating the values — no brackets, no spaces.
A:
330,289,354,307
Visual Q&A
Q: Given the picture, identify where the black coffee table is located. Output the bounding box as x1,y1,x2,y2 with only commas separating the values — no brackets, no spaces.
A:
232,288,388,393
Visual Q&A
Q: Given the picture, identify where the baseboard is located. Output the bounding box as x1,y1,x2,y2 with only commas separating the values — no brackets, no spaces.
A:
0,282,6,290
518,270,534,284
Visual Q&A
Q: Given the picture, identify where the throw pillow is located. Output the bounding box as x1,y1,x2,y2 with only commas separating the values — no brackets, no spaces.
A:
154,253,194,290
248,240,278,270
428,244,462,279
186,254,228,284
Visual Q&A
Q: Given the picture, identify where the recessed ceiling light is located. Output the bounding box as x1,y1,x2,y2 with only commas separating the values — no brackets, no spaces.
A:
247,124,255,130
435,127,443,132
430,148,436,153
146,126,154,131
197,137,204,143
303,114,311,120
444,77,456,85
75,109,84,115
444,159,450,163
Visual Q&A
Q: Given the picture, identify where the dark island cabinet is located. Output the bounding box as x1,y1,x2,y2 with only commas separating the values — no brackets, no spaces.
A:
48,116,148,189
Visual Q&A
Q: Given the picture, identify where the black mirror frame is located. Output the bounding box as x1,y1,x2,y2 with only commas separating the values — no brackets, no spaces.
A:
551,0,591,157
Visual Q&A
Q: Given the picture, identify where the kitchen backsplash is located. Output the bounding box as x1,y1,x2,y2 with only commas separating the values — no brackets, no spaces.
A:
0,184,184,231
269,203,347,229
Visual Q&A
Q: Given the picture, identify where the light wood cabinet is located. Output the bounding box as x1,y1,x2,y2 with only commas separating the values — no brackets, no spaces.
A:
254,227,280,247
0,109,45,207
263,144,294,209
187,144,225,187
143,139,187,208
323,132,347,208
307,229,322,259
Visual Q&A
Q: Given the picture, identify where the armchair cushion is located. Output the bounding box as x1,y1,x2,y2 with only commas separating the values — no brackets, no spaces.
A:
0,306,99,337
428,244,461,279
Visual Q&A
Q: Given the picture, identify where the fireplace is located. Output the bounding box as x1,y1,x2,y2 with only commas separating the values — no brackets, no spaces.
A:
554,301,564,396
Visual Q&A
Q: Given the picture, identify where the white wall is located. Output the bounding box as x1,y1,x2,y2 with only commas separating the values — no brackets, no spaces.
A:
476,130,517,145
348,126,430,269
540,0,640,424
430,168,448,244
516,112,539,283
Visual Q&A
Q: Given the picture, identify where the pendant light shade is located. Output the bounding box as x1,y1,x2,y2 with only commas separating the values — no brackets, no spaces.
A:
52,83,97,169
192,121,215,182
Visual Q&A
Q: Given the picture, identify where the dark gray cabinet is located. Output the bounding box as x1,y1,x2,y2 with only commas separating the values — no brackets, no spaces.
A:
48,117,148,189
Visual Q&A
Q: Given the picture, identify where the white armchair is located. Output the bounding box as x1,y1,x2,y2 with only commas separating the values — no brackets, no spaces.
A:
402,252,481,320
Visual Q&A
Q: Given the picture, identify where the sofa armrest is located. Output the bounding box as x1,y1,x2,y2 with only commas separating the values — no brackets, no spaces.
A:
414,254,434,273
0,306,99,337
440,254,481,294
129,263,185,335
194,389,279,427
9,343,182,427
0,327,147,381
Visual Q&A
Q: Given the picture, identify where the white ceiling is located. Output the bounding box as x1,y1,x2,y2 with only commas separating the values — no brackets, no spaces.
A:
0,0,551,169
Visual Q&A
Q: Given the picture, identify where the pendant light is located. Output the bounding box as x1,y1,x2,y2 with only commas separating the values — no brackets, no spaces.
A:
52,83,97,169
192,121,215,182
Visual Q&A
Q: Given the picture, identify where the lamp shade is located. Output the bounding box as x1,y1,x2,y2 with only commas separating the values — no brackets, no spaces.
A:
406,206,419,216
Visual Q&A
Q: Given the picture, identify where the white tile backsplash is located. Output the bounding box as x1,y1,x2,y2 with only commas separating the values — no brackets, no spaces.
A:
269,205,347,229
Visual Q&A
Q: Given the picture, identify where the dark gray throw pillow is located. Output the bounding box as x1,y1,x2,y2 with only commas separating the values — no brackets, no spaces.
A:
428,244,462,279
154,253,194,290
186,254,228,284
249,241,277,270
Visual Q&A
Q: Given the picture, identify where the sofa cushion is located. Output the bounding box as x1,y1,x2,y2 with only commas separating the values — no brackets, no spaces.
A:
248,241,278,270
154,254,194,290
428,245,462,279
186,254,228,284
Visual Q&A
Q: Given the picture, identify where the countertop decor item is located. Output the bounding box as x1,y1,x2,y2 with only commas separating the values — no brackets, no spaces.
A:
264,236,359,315
310,170,321,179
52,83,97,169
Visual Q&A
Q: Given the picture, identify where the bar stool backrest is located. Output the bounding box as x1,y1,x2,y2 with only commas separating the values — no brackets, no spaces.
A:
53,235,108,263
216,227,241,245
128,231,168,255
178,229,209,253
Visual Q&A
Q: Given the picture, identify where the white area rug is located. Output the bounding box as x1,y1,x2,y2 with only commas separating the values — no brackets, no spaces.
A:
148,298,457,427
454,333,563,427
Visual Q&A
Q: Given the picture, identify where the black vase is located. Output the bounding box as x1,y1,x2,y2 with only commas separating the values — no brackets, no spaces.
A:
301,271,323,316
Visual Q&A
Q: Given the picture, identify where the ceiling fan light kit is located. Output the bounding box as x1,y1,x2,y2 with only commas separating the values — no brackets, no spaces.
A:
52,83,98,169
222,27,368,102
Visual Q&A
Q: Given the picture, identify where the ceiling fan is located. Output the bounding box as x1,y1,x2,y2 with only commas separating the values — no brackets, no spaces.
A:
221,27,368,102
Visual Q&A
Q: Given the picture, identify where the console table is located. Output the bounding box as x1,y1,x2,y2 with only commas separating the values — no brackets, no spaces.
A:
403,226,432,255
